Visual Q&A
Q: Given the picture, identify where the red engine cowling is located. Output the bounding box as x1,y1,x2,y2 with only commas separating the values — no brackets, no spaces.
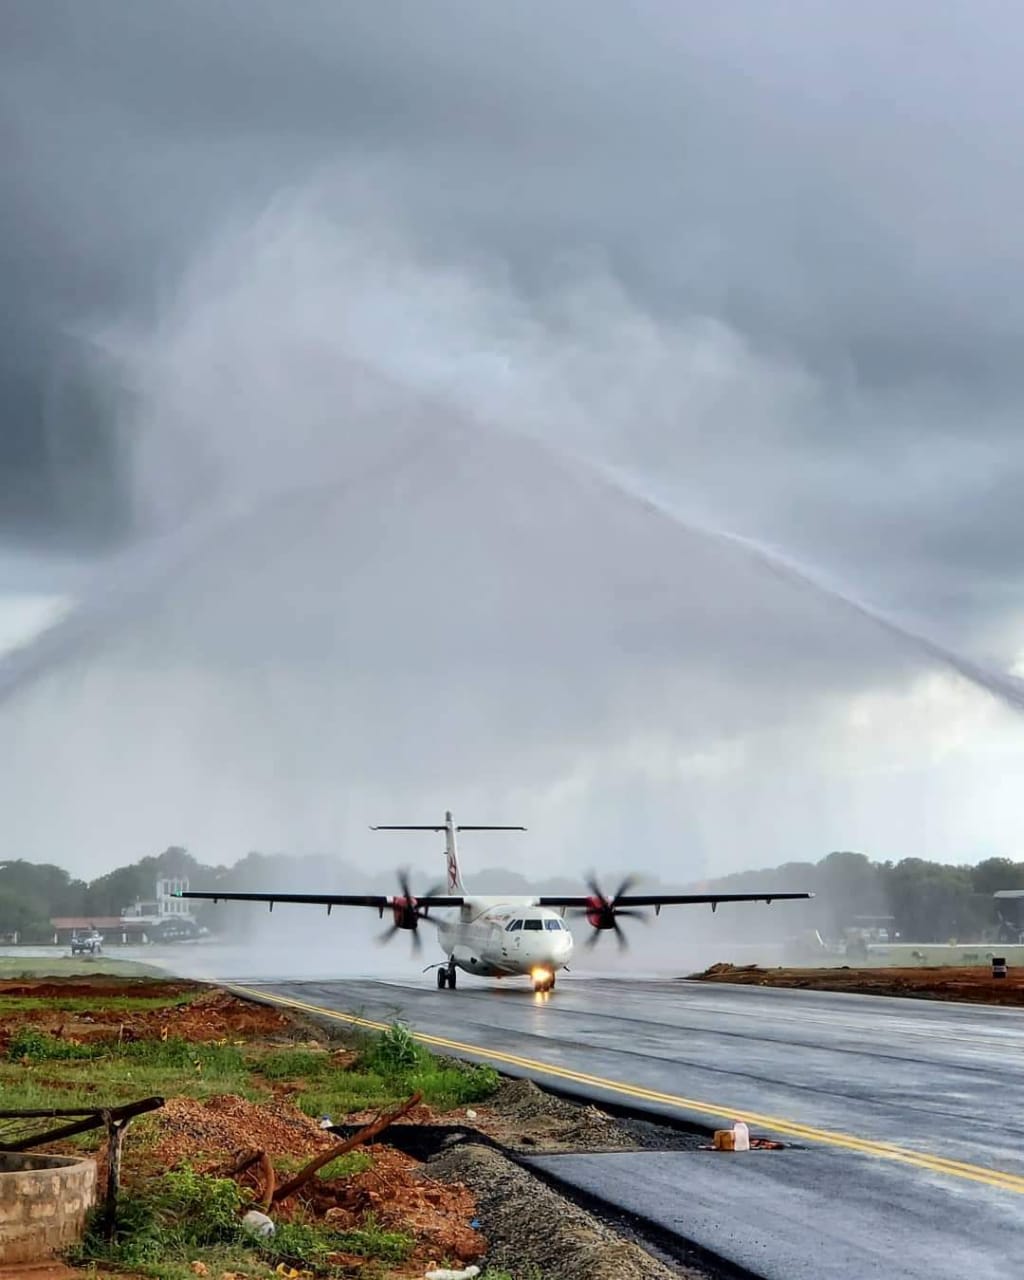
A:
391,897,419,930
586,895,615,930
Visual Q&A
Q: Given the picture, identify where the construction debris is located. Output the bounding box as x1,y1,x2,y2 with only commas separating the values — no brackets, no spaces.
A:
241,1209,276,1238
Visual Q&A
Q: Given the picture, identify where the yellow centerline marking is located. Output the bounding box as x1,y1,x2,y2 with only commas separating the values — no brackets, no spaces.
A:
229,984,1024,1196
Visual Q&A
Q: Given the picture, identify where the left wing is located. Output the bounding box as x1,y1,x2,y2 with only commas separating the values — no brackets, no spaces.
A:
537,891,812,912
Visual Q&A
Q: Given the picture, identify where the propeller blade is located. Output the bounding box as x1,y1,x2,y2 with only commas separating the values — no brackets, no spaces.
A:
612,875,637,903
613,920,628,951
585,875,609,906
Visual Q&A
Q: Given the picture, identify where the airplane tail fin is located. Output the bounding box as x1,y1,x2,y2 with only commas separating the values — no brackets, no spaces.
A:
371,811,526,894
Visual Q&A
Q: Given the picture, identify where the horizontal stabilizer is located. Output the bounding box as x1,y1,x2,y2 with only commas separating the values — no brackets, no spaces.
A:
370,825,446,831
456,825,526,831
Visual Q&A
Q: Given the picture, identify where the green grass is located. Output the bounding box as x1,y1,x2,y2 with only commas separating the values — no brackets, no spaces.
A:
0,956,164,979
0,1034,258,1120
275,1150,374,1180
254,1025,500,1118
3,1022,497,1122
1,992,197,1014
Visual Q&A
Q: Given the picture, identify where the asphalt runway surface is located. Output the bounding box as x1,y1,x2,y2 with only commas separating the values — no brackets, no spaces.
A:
229,975,1024,1279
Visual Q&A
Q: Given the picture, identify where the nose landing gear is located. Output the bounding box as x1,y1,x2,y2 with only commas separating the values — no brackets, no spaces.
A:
531,969,555,993
437,961,457,990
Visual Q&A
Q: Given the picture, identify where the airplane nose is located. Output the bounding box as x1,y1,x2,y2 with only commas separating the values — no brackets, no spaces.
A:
539,932,572,963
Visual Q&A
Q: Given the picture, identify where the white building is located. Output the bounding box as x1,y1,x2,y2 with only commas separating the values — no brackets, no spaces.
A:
121,877,200,939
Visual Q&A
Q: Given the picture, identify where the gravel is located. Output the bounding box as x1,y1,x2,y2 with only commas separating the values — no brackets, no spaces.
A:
427,1142,709,1280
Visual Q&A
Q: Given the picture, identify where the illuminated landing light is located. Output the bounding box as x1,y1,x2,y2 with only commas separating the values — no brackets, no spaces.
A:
531,966,554,993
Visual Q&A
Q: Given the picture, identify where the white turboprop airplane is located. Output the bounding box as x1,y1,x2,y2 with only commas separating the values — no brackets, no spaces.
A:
180,812,812,993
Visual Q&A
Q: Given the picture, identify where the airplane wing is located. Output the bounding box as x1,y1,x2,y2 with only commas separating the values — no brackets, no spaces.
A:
536,891,812,910
178,891,464,912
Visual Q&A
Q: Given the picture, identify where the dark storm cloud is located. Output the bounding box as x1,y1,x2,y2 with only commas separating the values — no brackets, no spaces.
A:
4,1,1024,883
5,0,1024,636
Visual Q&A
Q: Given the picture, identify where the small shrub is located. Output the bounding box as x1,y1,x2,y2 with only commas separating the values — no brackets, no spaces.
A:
73,1168,247,1270
151,1167,247,1247
363,1022,424,1075
256,1047,332,1081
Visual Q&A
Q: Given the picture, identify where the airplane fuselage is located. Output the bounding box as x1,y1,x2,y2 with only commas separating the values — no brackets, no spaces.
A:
434,897,573,991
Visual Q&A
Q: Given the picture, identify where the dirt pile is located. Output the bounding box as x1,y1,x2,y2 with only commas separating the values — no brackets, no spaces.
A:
149,1094,336,1170
688,963,1024,1005
0,977,195,1000
0,983,293,1050
305,1145,484,1268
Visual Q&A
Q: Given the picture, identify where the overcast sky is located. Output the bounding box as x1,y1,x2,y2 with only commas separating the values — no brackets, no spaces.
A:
3,1,1024,888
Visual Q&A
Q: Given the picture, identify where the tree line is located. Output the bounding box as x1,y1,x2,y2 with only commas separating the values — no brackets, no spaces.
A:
1,846,1022,945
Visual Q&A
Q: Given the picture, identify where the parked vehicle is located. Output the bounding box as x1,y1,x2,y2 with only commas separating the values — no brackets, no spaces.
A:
71,930,103,955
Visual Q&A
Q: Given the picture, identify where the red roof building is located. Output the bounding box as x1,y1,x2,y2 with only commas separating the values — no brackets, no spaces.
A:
48,917,150,944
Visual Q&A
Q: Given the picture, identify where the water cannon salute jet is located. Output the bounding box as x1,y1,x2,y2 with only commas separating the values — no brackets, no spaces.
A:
179,811,812,993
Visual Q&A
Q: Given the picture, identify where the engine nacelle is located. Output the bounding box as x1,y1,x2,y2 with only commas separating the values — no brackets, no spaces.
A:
586,896,616,930
391,898,420,930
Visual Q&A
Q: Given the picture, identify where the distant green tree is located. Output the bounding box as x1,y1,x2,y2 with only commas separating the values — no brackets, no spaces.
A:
0,860,86,917
970,857,1024,896
0,886,51,939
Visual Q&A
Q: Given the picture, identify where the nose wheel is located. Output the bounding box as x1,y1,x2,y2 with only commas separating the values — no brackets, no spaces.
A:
437,961,457,990
532,974,555,993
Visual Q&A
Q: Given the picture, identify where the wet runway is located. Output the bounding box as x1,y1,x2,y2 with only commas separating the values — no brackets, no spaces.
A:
231,975,1024,1279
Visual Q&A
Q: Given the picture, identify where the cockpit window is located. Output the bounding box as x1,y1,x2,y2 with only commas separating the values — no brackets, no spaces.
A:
507,919,522,931
544,919,562,930
523,919,544,930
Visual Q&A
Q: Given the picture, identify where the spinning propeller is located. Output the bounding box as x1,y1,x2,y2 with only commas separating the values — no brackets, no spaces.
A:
377,870,445,952
574,874,648,950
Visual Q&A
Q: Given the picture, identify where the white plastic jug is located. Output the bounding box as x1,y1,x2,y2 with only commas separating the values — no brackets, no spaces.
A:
732,1120,750,1151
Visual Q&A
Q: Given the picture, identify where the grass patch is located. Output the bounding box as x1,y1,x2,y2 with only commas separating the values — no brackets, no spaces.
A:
1,992,197,1014
255,1023,500,1118
0,1034,257,1118
7,1028,247,1072
257,1046,335,1082
275,1150,374,1180
295,1056,498,1120
0,956,163,979
73,1168,413,1277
